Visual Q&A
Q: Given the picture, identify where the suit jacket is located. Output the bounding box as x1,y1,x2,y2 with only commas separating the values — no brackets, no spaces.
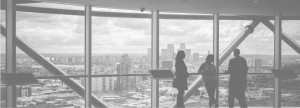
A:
227,56,249,87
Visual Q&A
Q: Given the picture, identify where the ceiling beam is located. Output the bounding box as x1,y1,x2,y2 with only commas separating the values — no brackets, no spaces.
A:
2,5,300,20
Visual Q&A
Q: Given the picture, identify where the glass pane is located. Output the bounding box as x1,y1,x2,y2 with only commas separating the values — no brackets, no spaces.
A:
219,20,274,74
281,20,300,107
15,3,85,76
159,19,213,73
219,20,251,73
16,48,54,77
281,74,300,106
92,76,151,107
159,75,204,107
91,8,151,75
16,78,85,108
219,74,274,107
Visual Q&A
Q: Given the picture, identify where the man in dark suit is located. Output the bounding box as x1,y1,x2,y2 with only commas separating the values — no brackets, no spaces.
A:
224,49,248,108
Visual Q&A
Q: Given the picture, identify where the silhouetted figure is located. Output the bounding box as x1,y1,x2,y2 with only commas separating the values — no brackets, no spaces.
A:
224,49,248,108
172,50,189,107
198,54,218,108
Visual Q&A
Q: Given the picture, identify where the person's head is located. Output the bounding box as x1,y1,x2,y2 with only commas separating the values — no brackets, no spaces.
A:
206,54,214,63
234,49,240,57
175,50,185,61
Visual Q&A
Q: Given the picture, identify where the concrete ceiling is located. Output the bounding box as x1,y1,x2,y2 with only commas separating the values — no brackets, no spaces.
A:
38,0,300,16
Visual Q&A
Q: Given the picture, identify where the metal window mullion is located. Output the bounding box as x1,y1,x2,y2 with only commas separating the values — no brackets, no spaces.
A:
274,14,281,108
6,0,17,107
213,13,219,107
151,10,159,108
84,5,92,108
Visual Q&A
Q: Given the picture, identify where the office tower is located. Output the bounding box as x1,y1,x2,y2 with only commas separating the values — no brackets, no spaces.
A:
193,53,200,62
92,77,116,92
161,61,173,70
255,58,262,73
161,49,168,60
185,49,191,61
180,43,186,50
116,54,134,91
167,44,174,60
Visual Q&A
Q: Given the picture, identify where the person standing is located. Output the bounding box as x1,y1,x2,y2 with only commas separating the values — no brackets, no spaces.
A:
172,50,189,107
198,54,218,108
224,49,248,108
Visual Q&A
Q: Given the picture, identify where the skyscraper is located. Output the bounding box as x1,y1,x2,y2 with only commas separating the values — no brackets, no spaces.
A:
167,44,174,60
116,54,135,91
185,49,192,61
161,49,168,60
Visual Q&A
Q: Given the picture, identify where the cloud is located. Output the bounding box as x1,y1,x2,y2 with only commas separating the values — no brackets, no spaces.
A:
12,9,300,55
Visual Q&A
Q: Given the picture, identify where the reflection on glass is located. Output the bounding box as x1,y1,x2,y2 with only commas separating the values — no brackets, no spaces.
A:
16,78,85,108
92,76,151,107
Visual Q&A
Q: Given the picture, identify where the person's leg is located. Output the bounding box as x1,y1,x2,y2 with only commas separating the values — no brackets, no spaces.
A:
177,89,184,107
205,81,215,107
212,80,218,107
237,87,247,108
228,84,235,108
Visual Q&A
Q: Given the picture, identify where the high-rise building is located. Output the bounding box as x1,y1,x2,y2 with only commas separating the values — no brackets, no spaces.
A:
92,77,116,92
116,54,135,91
161,49,168,60
185,49,191,61
167,44,174,60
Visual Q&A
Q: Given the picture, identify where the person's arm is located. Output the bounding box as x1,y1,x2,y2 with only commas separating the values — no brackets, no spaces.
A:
243,58,249,74
198,63,205,74
225,59,232,74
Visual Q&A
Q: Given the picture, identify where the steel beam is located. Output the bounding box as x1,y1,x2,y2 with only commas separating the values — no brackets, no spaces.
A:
5,0,17,107
84,5,92,108
213,13,219,108
151,10,159,108
1,5,300,20
274,14,282,108
261,20,300,54
219,20,260,65
0,26,107,107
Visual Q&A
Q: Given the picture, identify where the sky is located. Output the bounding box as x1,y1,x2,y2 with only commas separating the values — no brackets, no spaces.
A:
1,2,300,55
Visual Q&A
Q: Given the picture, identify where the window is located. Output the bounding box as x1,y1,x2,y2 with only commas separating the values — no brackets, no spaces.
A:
159,18,213,106
14,2,86,107
281,20,300,107
91,7,151,107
